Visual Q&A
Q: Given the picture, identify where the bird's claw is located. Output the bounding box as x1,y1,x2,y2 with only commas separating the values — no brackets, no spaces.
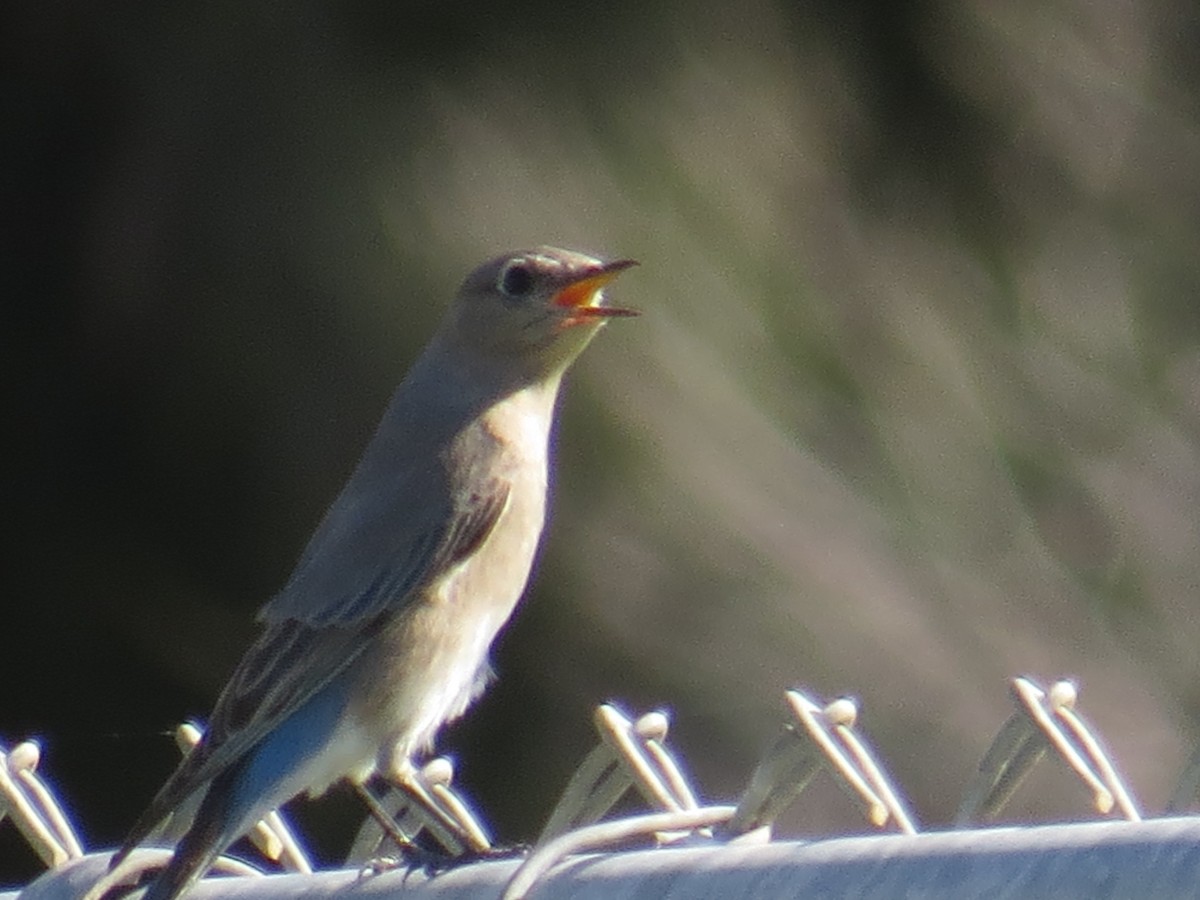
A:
358,842,528,881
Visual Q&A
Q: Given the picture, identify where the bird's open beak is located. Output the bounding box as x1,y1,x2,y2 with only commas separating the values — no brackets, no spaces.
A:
553,259,639,323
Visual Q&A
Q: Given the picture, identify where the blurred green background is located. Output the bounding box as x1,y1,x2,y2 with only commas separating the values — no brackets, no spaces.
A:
7,0,1200,883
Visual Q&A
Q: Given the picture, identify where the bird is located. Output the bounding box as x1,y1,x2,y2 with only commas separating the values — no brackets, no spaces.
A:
108,246,638,900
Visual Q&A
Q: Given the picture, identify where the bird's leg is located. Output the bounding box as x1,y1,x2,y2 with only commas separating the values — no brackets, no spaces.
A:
389,768,528,864
353,783,458,874
354,783,419,854
394,765,480,850
355,756,524,873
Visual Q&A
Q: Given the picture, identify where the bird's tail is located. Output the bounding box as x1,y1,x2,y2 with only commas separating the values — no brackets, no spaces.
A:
139,828,227,900
111,729,213,872
137,769,247,900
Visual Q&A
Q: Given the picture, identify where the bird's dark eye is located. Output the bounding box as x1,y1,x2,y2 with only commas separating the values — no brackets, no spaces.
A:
498,261,534,298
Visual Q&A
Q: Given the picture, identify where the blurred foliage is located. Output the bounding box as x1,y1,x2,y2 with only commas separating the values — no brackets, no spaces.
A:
6,0,1200,882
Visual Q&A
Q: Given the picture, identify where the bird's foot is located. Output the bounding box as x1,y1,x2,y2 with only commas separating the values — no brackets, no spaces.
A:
359,842,528,879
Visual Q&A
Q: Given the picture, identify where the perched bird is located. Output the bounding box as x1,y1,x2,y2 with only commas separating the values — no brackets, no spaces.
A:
109,247,638,900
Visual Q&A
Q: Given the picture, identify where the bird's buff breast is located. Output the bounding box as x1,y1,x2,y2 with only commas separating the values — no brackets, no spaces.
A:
350,473,545,771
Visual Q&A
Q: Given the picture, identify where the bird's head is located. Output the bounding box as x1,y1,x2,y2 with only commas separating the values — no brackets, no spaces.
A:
442,247,638,380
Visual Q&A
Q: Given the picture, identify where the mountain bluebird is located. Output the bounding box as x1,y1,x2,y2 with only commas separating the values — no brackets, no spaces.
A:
109,247,638,900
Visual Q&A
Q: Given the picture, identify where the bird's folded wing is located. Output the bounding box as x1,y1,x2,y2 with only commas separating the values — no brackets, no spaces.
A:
116,478,510,858
209,479,512,751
